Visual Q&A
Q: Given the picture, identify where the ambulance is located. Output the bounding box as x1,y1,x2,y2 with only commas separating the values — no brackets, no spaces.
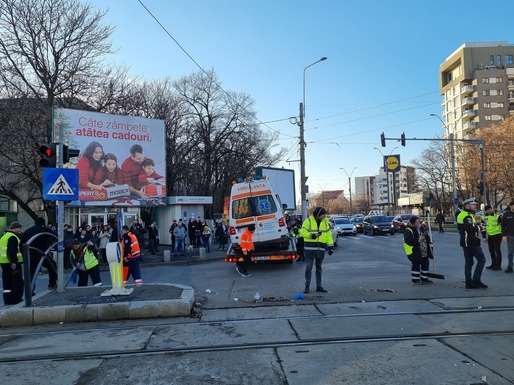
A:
228,176,289,250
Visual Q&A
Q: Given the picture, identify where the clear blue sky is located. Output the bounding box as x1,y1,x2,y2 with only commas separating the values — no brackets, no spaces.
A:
88,0,514,198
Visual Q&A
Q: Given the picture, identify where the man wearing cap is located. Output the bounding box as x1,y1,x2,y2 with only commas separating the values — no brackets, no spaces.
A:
236,224,255,277
299,207,334,293
457,198,488,289
0,222,24,304
481,204,502,270
21,217,58,291
501,200,514,273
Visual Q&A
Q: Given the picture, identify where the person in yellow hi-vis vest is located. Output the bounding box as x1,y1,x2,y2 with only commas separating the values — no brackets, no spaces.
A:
403,215,433,285
70,240,102,287
299,207,334,294
0,222,24,305
481,204,503,270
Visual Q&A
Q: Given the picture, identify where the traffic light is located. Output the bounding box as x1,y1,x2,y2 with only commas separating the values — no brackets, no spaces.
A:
380,132,386,147
63,145,80,163
401,132,406,146
39,143,57,168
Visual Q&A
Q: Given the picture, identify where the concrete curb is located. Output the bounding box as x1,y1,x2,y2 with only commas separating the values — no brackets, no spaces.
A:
0,283,194,327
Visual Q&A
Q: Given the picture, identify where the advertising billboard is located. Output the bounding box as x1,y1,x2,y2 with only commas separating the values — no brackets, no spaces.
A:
53,108,166,206
255,167,296,211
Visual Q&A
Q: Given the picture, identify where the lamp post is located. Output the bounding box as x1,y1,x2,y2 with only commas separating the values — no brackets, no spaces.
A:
340,167,357,215
374,147,398,214
430,113,461,215
299,57,327,220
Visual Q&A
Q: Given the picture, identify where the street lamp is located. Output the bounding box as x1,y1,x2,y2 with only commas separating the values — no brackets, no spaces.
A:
299,57,327,220
340,167,357,215
374,147,398,214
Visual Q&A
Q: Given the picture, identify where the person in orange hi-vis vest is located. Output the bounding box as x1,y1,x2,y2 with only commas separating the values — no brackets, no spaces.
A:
120,225,142,285
236,224,255,277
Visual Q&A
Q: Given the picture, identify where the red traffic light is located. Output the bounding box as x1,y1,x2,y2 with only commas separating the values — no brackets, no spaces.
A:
39,143,57,168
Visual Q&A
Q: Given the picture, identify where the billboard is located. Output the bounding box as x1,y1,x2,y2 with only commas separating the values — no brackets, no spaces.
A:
256,167,296,211
53,108,166,206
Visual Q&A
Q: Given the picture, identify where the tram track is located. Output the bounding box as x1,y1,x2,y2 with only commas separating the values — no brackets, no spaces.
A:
1,305,514,364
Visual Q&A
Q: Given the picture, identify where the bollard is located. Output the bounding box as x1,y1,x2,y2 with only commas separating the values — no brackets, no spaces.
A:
163,250,171,262
100,242,133,296
199,247,206,259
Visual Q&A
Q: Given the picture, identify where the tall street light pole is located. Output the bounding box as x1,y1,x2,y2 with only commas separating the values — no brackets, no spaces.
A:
300,57,327,220
340,167,357,215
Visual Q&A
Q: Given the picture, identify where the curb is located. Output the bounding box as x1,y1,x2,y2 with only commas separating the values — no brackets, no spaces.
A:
0,283,194,327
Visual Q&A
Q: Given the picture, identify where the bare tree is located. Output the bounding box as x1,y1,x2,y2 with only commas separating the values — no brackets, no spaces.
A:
411,140,452,213
0,0,114,219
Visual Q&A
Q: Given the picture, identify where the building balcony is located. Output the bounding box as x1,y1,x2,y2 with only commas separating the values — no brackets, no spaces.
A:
508,81,514,91
461,97,475,107
509,93,514,103
463,121,476,130
509,107,514,116
507,67,514,79
462,109,475,119
460,84,474,95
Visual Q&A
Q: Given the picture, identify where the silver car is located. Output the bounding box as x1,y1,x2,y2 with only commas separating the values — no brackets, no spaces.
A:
332,217,357,236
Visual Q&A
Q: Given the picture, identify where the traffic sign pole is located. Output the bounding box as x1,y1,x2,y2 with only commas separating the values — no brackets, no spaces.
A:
56,111,65,293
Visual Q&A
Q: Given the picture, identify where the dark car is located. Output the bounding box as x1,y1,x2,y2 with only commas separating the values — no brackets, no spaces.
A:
362,215,395,235
351,216,364,233
392,214,413,233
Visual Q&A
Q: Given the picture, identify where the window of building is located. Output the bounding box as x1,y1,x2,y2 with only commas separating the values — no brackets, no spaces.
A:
482,78,489,84
497,55,502,65
485,115,491,121
498,102,504,108
498,89,504,95
490,55,495,65
484,102,491,108
482,90,489,96
507,55,513,65
496,77,503,83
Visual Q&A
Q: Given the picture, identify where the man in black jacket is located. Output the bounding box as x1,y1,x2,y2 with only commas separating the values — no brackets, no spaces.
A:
501,200,514,273
457,198,487,289
21,217,57,291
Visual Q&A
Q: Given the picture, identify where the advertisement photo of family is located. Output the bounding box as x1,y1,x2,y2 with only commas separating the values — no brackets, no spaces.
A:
53,108,166,207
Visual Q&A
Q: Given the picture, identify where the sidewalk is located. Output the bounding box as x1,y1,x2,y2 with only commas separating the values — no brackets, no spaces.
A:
0,244,228,327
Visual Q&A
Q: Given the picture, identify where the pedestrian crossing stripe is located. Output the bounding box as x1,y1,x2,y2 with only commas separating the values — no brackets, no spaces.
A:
47,174,74,195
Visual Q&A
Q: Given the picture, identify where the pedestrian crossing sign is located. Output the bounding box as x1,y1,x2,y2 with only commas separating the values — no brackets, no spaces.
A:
43,168,79,200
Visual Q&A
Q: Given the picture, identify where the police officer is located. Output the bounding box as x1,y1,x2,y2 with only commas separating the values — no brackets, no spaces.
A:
481,204,502,270
457,198,487,289
299,207,334,293
0,222,24,305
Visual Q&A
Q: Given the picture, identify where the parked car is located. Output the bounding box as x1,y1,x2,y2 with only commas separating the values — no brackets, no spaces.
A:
350,216,364,233
332,217,357,236
362,215,395,235
392,214,413,233
328,220,339,246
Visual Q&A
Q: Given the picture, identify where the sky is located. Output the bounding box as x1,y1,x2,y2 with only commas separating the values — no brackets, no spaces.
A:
87,0,514,201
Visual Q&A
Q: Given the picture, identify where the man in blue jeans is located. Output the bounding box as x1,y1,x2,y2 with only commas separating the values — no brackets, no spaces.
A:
501,200,514,273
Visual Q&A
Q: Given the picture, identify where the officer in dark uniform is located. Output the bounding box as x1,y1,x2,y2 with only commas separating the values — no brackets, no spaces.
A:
457,198,487,289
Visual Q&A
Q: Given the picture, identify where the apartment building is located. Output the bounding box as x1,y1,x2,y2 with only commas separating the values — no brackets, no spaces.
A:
439,41,514,138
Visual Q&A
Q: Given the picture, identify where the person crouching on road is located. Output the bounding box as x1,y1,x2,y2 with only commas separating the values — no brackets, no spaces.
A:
404,216,433,285
0,222,24,305
457,197,488,289
236,224,255,277
299,207,334,293
121,225,143,285
70,240,102,287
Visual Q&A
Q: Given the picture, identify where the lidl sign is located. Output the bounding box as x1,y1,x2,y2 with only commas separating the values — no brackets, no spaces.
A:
384,154,401,173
